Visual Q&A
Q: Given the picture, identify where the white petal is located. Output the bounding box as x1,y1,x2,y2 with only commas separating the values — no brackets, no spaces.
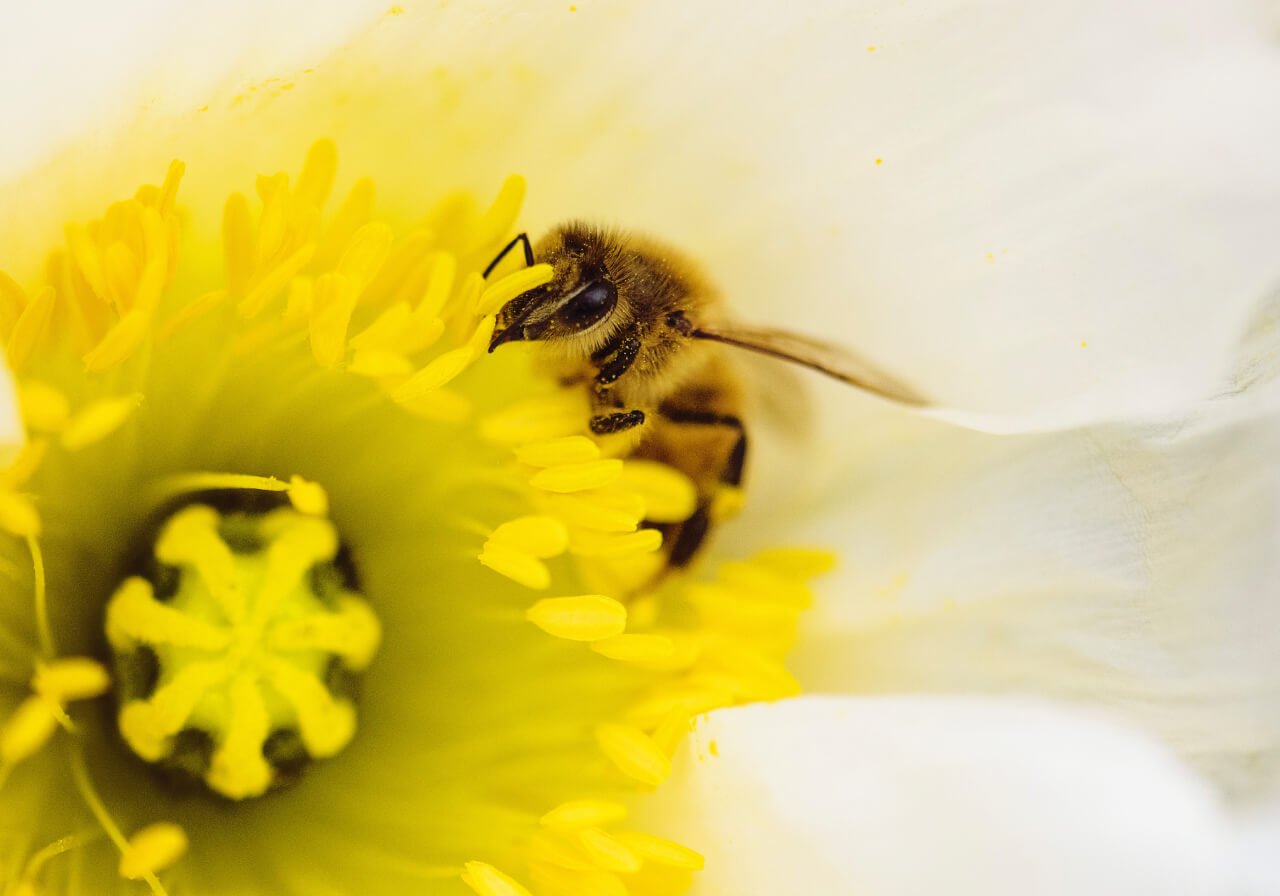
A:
0,1,386,178
642,696,1231,896
5,2,1277,428
784,388,1280,795
1234,803,1280,896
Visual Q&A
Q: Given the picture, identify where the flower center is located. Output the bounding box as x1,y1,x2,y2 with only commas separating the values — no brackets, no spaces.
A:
106,496,380,799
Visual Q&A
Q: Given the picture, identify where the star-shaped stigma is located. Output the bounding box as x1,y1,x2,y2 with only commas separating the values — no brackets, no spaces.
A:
105,502,380,799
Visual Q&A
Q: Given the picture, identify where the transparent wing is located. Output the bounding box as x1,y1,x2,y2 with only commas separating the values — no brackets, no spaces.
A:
692,322,927,406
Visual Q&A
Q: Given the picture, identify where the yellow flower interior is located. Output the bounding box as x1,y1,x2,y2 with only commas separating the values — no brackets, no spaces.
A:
0,141,830,896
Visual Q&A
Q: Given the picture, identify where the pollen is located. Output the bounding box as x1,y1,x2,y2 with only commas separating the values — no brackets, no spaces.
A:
105,501,380,799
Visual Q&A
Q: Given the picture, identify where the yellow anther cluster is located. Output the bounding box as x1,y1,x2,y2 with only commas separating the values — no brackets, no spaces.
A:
472,382,833,894
105,503,380,799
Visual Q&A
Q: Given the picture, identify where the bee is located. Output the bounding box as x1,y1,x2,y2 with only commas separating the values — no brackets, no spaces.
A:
486,223,925,568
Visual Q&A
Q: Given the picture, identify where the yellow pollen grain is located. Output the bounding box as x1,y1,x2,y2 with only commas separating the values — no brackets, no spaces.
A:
590,633,675,663
575,827,642,873
475,264,555,316
525,595,627,641
32,657,110,703
489,515,569,557
530,460,623,493
617,461,697,523
118,822,188,881
613,831,704,871
540,799,629,830
60,394,143,451
594,722,671,788
515,435,600,467
461,861,533,896
479,543,552,590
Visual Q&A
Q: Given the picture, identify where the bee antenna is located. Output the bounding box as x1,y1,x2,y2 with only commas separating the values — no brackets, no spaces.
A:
483,232,535,279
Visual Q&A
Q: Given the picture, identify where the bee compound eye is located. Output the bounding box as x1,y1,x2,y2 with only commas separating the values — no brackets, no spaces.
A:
558,279,617,330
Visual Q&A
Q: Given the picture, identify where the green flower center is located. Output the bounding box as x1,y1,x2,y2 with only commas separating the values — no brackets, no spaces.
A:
107,500,379,800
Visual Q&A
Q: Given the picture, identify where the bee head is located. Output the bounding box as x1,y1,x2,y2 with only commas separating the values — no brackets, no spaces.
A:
488,225,621,353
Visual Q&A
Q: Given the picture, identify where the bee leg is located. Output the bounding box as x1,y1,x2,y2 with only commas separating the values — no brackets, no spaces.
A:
592,326,643,386
655,408,750,568
590,410,646,434
665,505,712,568
482,232,535,279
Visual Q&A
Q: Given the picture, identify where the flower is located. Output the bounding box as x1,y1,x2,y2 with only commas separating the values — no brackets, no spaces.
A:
1,2,1278,896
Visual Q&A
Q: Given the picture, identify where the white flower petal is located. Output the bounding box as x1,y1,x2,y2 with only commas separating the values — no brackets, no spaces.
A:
643,696,1231,896
784,388,1280,795
1234,803,1280,896
498,0,1280,428
0,1,386,179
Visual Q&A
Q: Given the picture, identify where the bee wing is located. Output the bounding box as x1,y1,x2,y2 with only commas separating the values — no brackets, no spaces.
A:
691,322,928,406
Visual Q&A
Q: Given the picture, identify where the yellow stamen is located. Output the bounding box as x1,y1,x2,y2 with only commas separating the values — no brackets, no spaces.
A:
617,461,698,523
525,595,627,641
530,460,624,494
118,822,189,882
515,435,601,467
0,695,60,766
32,657,110,703
539,799,629,830
574,827,642,873
613,831,705,870
7,286,55,373
461,861,533,896
489,515,570,557
60,394,143,451
569,528,663,559
479,542,552,590
594,722,671,787
18,381,70,433
27,535,52,657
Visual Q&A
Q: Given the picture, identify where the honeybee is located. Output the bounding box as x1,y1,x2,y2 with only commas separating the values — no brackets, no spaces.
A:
486,223,925,568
